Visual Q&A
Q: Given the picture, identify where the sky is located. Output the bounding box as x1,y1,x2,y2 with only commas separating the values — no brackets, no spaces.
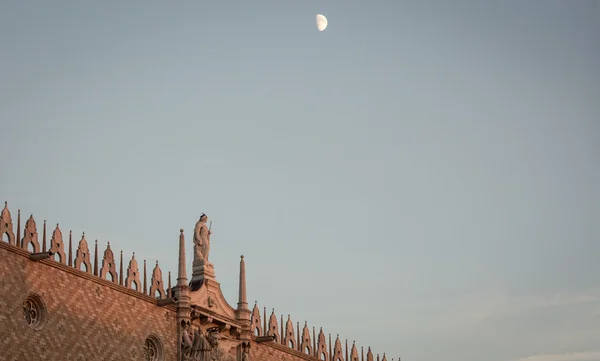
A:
1,1,599,361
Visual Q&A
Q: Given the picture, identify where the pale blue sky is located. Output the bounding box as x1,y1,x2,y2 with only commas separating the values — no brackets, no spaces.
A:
1,1,599,361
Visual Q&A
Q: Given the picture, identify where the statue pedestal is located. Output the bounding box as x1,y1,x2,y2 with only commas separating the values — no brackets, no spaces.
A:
190,259,215,291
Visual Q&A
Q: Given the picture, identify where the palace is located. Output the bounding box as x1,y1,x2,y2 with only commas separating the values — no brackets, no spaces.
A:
0,202,394,361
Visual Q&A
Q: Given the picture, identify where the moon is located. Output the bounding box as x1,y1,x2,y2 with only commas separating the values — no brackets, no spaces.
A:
316,14,328,31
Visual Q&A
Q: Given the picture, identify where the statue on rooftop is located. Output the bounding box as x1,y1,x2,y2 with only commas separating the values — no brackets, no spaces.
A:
193,214,212,264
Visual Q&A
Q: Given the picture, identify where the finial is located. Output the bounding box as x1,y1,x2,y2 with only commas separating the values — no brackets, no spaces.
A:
180,228,184,233
108,241,110,246
57,223,59,227
241,255,244,259
44,220,46,224
156,260,158,265
255,300,257,305
305,321,307,325
4,201,6,206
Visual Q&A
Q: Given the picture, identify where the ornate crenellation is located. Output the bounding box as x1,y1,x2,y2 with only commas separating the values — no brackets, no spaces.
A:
99,242,118,283
350,343,359,361
333,336,344,361
74,233,92,274
0,202,16,246
150,261,166,299
21,214,40,252
0,202,170,301
250,302,262,336
301,322,313,355
317,328,329,361
267,309,280,342
48,224,66,264
125,253,141,291
284,315,296,349
367,347,374,361
1,199,179,361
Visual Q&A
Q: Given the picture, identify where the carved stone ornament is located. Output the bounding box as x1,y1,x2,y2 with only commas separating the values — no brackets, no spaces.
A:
181,324,235,361
144,335,163,361
23,294,47,330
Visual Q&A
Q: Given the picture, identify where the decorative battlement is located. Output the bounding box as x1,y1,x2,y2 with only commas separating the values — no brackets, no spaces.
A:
0,202,173,300
247,303,395,361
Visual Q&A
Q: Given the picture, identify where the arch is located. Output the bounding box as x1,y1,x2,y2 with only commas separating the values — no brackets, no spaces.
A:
144,334,164,361
132,281,138,291
322,353,327,360
306,347,311,355
107,272,114,282
23,293,47,331
289,340,295,349
2,232,9,243
254,327,260,336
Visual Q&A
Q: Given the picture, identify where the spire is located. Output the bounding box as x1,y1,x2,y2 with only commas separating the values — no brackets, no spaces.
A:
263,306,267,336
281,315,284,345
346,339,349,361
93,240,99,276
143,259,147,294
313,327,317,357
237,255,248,308
68,230,72,267
42,220,47,252
167,271,172,298
177,229,187,286
296,321,300,350
236,255,251,323
119,250,124,285
17,209,21,247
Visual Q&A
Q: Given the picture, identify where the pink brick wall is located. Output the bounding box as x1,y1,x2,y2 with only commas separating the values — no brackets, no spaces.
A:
0,244,177,361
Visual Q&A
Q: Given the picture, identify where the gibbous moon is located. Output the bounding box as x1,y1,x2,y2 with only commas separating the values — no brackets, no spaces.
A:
316,14,328,31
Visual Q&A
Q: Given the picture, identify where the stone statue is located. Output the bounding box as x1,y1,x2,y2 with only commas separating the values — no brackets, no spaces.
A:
182,325,213,361
206,328,235,361
192,327,212,361
194,214,212,264
181,323,194,361
241,342,250,361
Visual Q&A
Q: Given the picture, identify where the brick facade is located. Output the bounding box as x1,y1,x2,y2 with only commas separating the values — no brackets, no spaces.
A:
0,243,178,361
0,203,393,361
